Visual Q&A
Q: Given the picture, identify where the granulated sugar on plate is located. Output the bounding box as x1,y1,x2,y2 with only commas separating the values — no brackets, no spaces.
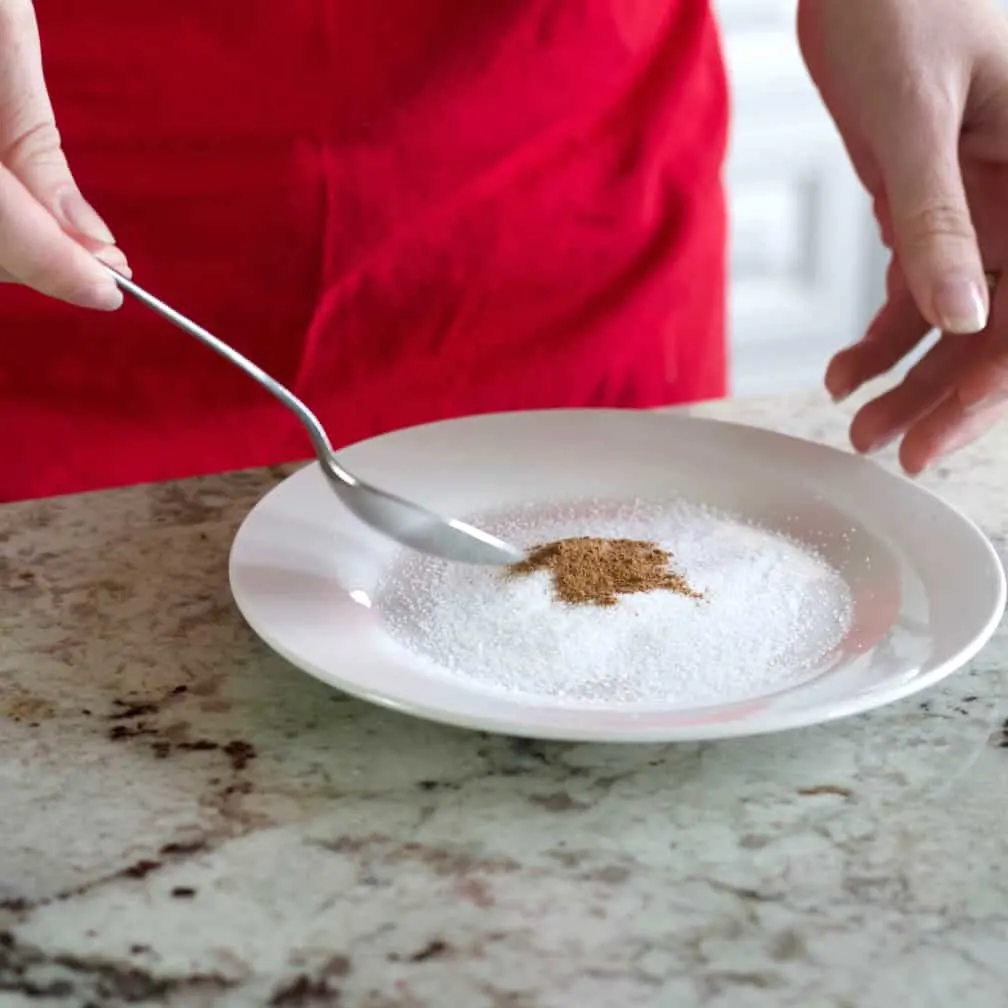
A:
377,500,854,707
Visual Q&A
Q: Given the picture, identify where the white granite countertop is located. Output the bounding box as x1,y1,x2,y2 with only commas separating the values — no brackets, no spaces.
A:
0,392,1006,1008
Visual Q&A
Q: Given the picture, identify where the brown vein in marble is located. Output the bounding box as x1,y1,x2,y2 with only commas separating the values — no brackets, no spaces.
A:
0,930,237,1003
0,838,211,914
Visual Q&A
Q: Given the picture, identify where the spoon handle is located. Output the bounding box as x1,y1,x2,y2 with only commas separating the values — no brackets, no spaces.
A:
104,266,336,463
100,267,520,565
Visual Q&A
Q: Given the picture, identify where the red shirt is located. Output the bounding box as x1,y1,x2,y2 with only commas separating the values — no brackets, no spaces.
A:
4,1,728,501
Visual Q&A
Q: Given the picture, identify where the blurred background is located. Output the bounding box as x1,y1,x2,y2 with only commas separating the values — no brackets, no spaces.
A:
717,0,887,396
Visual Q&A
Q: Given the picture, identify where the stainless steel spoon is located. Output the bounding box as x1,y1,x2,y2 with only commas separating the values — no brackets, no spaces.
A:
105,267,523,566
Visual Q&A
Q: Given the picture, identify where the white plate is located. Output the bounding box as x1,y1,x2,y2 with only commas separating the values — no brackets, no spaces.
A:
229,410,1005,742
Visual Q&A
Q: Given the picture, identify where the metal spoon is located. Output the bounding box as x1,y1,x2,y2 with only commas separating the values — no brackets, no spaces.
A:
105,267,523,566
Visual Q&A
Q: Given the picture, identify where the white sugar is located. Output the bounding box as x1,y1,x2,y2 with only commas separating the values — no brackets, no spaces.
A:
377,500,853,708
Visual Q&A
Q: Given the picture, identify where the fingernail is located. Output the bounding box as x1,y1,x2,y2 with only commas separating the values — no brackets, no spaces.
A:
933,271,988,334
56,190,116,245
82,282,123,311
94,245,132,279
825,368,857,403
965,390,1008,416
825,340,870,402
827,373,856,403
862,429,899,455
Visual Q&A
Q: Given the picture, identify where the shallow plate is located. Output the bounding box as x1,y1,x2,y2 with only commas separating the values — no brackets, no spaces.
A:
229,410,1005,742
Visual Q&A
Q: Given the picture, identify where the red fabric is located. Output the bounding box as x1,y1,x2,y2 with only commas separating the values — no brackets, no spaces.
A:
3,1,728,501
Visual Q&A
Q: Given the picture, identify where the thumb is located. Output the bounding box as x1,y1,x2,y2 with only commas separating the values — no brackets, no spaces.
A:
876,110,988,335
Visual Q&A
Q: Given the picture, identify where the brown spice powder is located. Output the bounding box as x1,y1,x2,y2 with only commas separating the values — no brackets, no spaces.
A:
506,536,703,607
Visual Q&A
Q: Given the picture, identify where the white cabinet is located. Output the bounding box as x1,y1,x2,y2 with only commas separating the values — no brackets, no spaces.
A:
716,1,883,395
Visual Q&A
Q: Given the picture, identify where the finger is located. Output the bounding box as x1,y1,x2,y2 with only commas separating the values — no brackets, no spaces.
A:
0,0,120,251
949,273,1008,409
0,161,121,308
825,287,931,401
875,94,988,335
899,394,1005,474
898,276,1008,471
849,332,973,453
0,244,130,284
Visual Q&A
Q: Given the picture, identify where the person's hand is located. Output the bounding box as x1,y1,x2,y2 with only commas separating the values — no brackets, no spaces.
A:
0,0,125,309
798,0,1008,473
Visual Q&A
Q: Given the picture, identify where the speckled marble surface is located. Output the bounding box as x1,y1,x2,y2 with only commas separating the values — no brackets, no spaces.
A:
1,392,1007,1008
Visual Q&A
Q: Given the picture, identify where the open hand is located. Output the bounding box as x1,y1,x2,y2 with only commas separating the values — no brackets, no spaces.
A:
799,0,1008,473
